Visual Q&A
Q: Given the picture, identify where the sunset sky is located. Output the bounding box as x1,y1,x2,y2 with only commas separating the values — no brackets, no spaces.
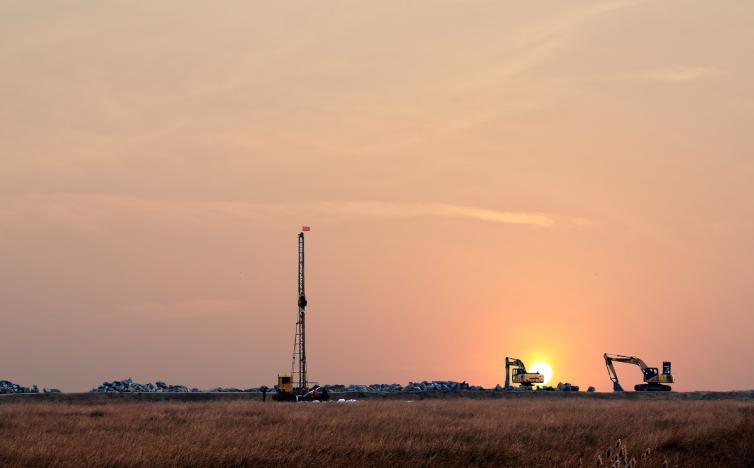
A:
2,0,753,392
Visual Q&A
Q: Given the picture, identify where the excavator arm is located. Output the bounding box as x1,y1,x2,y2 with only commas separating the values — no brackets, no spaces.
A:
604,353,673,392
505,357,525,388
506,358,527,372
603,354,638,391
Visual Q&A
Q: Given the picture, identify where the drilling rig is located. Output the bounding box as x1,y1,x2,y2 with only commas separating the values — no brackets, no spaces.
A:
275,227,328,401
292,228,308,395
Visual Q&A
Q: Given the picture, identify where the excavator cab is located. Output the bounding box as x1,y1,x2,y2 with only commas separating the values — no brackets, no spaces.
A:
641,367,659,380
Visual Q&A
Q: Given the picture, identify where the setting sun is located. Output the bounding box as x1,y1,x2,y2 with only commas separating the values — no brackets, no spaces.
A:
528,362,553,385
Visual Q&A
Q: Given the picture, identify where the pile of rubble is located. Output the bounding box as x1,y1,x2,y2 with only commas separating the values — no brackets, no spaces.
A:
498,381,586,392
0,380,39,394
403,381,483,392
539,382,582,392
91,379,268,393
556,382,580,392
322,381,483,393
207,386,268,393
9,378,595,395
324,383,403,393
324,377,598,395
91,379,198,393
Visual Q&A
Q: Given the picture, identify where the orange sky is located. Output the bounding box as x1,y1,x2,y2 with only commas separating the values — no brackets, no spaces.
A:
1,1,753,391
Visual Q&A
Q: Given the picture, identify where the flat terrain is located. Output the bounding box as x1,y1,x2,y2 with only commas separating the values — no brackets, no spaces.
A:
1,399,752,467
2,390,753,404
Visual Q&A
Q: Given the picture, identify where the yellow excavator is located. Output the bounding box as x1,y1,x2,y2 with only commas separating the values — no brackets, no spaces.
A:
604,353,674,392
504,357,544,390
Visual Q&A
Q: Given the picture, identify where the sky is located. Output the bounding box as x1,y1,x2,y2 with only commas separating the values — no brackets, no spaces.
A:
1,0,753,392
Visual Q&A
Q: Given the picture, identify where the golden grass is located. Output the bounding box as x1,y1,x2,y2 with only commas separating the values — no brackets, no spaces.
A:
0,399,752,467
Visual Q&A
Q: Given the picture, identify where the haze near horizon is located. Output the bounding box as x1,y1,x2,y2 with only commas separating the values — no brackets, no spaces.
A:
1,0,753,392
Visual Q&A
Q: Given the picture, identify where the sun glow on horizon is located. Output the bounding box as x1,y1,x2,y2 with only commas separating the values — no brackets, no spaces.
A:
529,361,553,385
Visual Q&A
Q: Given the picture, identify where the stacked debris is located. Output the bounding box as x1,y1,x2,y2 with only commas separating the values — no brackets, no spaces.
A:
324,381,483,393
498,382,585,392
526,382,581,392
502,385,537,391
91,379,267,393
91,379,195,393
404,381,483,392
326,383,403,393
556,382,580,392
0,380,38,394
207,387,262,393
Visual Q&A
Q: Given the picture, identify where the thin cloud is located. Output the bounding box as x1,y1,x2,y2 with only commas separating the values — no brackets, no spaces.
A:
321,201,577,228
207,199,587,228
0,194,587,231
455,0,648,93
625,67,724,83
348,0,649,154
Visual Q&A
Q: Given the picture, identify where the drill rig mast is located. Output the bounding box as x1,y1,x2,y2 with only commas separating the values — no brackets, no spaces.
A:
276,227,328,401
291,230,308,395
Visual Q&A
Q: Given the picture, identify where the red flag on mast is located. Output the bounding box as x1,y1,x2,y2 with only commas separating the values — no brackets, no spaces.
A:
302,226,311,231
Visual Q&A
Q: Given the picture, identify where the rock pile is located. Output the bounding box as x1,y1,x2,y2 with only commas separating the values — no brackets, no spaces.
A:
91,379,197,393
9,378,592,395
501,385,536,391
498,382,586,392
522,382,581,392
0,380,39,394
91,379,266,393
556,382,580,392
404,381,483,392
323,381,483,393
324,383,403,393
207,387,266,393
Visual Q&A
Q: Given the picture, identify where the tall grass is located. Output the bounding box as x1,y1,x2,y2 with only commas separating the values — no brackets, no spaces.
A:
0,399,752,466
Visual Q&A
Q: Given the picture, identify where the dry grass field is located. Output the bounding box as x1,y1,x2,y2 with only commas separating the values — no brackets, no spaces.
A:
1,399,752,467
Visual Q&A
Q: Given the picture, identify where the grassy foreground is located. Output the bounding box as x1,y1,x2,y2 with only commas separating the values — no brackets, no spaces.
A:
1,399,752,467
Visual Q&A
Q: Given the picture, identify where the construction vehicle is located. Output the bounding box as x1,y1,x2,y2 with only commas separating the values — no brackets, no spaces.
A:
274,374,295,401
504,357,544,390
604,353,673,392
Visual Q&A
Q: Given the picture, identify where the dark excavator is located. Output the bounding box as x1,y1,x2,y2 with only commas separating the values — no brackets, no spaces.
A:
603,353,674,392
